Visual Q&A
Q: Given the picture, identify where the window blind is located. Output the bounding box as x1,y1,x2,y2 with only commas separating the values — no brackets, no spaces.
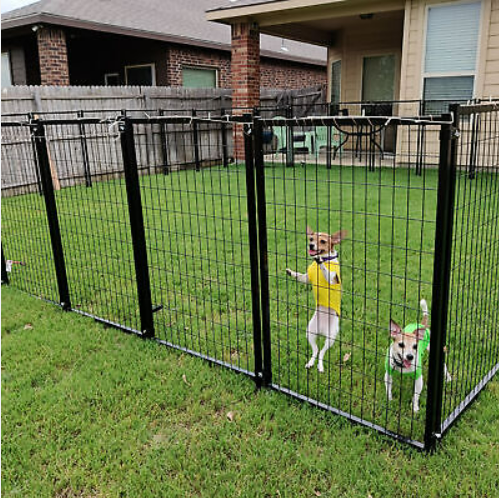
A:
425,2,481,74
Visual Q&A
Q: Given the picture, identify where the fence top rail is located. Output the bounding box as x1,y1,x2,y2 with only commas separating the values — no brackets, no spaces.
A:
0,114,238,128
458,102,499,115
1,107,239,118
0,113,452,129
256,114,451,127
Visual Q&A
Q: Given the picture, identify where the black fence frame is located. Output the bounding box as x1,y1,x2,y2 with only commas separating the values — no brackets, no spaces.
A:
2,104,497,451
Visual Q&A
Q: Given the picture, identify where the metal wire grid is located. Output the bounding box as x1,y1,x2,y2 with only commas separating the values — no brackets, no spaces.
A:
256,116,444,446
1,124,59,303
441,105,499,432
135,118,256,375
40,121,142,331
1,108,497,449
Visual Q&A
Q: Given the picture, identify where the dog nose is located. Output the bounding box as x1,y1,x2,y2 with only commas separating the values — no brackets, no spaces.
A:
309,244,315,249
406,354,414,361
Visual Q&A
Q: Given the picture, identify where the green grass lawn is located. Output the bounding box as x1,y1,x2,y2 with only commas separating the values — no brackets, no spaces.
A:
2,162,498,446
2,287,499,498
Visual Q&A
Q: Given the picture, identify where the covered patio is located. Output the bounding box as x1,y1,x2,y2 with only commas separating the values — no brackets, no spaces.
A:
208,0,406,108
207,0,409,156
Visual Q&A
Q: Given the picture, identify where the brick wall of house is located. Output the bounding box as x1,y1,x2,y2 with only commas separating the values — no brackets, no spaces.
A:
5,28,326,90
166,43,326,90
36,27,70,85
260,59,326,89
166,45,231,87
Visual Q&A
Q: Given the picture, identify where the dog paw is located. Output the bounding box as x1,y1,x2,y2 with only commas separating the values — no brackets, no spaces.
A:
286,268,292,276
446,373,452,383
317,363,325,373
305,360,314,369
412,403,420,413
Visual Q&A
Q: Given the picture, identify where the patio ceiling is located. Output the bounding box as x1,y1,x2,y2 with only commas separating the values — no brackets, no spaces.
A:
207,0,405,46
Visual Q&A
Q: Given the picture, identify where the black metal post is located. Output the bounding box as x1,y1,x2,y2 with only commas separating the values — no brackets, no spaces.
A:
32,120,71,310
285,105,294,168
424,106,459,451
415,101,424,176
119,117,155,338
28,112,43,195
468,112,479,180
1,246,9,285
192,109,201,171
326,103,333,169
253,117,272,386
159,109,170,175
243,116,264,387
77,110,92,187
221,107,229,168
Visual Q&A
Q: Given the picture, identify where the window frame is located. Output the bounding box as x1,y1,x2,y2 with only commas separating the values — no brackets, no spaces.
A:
421,0,483,103
124,63,156,86
104,72,120,86
181,65,219,89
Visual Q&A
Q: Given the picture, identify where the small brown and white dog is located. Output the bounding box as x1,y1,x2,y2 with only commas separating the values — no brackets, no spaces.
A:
385,299,452,412
286,226,347,373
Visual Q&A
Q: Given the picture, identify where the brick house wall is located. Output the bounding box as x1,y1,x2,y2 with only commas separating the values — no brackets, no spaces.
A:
3,29,326,89
166,43,326,89
260,58,326,89
36,27,70,85
166,45,232,87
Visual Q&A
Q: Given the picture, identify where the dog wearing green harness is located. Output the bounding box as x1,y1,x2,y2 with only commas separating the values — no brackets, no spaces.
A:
385,299,452,413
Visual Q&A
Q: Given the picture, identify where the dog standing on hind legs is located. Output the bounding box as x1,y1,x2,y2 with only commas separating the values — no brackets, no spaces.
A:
385,299,452,413
286,226,347,373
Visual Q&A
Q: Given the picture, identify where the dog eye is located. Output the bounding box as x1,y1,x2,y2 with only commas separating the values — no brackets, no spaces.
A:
413,344,418,350
320,239,326,244
398,342,405,348
309,237,313,242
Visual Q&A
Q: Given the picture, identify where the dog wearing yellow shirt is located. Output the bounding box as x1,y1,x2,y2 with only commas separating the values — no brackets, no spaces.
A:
286,226,347,373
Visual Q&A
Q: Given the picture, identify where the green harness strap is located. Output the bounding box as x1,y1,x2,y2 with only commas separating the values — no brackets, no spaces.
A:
385,323,431,380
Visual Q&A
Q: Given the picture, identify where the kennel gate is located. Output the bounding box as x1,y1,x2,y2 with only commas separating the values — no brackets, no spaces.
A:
1,105,498,450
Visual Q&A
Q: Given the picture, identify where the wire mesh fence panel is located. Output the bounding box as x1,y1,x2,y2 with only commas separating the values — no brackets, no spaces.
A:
257,116,447,446
1,124,59,303
1,107,497,449
135,117,257,375
42,121,142,331
442,104,499,432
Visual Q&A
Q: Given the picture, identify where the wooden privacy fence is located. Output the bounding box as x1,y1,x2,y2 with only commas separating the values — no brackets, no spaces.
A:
1,85,326,193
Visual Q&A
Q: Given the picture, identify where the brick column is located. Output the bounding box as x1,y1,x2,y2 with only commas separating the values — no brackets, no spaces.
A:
231,22,260,160
36,27,70,85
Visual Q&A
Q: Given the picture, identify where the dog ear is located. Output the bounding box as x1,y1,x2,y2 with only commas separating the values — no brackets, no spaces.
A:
306,225,314,236
330,230,348,246
390,319,402,338
415,328,426,341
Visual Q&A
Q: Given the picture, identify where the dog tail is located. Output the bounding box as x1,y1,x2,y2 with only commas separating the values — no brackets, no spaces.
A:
420,299,429,327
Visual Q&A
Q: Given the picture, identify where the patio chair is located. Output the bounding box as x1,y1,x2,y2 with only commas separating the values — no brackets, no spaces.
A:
272,116,288,157
306,126,343,158
273,117,312,160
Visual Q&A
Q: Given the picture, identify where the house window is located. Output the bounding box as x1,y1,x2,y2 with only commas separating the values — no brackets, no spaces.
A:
125,64,156,86
330,60,341,104
2,52,13,88
423,2,481,113
362,55,396,102
182,67,217,88
104,73,120,86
